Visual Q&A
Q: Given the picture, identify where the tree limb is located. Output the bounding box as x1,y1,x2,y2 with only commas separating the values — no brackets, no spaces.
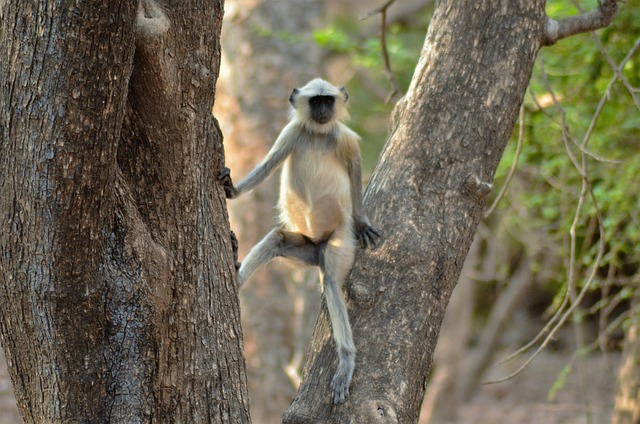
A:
542,0,619,46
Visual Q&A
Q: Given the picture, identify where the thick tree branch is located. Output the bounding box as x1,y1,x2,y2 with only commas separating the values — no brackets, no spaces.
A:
542,0,619,46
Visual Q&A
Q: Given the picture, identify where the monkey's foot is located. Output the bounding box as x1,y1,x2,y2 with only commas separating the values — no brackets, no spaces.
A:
354,221,381,249
331,351,355,404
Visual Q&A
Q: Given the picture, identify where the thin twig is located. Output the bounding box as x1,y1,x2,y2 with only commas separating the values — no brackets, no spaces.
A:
489,57,607,380
488,82,609,365
484,102,525,218
583,38,640,150
361,0,396,20
496,64,574,366
361,0,402,103
488,168,606,385
592,35,640,111
568,0,640,111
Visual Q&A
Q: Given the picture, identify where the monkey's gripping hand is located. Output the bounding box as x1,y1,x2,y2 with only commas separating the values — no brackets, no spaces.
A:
218,167,239,199
354,218,381,249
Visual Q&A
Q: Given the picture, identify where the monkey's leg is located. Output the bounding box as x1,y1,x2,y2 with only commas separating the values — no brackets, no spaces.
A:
319,226,357,404
238,228,319,287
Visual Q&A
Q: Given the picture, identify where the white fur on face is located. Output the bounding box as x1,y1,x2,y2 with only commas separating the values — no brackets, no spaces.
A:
290,79,350,134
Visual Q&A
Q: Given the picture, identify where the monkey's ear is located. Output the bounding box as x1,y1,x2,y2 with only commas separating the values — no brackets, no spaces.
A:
339,86,349,102
289,88,300,106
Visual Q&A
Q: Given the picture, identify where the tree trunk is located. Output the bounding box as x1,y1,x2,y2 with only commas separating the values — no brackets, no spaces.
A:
284,1,547,422
216,0,324,421
0,0,249,422
612,294,640,424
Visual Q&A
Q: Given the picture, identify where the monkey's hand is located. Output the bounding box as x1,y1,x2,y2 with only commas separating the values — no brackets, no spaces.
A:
218,167,238,199
354,219,381,249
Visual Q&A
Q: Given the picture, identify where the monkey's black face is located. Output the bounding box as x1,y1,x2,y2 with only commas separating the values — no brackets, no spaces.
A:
309,95,335,124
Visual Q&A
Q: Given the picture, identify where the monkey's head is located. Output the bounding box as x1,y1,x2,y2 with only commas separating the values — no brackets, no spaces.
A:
289,78,350,133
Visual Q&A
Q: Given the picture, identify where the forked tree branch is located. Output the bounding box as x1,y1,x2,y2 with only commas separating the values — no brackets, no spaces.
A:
542,0,619,46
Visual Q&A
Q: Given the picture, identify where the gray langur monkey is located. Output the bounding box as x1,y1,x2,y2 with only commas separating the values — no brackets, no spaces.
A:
218,78,380,404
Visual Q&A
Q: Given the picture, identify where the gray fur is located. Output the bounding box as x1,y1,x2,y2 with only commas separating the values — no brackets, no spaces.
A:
237,229,319,286
234,137,294,196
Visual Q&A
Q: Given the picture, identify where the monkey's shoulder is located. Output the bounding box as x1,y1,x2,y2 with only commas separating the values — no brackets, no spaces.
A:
335,123,361,162
336,122,360,141
336,123,360,148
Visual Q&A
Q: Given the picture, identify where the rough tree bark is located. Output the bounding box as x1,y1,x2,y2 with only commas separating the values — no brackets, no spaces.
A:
282,1,619,422
216,0,324,421
0,0,249,422
612,293,640,424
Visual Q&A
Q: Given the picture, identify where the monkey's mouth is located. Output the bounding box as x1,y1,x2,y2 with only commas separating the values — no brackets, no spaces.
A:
314,117,331,125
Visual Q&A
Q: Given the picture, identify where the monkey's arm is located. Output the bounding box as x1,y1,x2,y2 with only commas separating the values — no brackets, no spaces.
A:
218,130,294,199
348,151,381,248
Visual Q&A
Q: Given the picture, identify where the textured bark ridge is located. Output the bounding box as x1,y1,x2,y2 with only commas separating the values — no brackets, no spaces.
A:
0,0,249,422
284,1,548,422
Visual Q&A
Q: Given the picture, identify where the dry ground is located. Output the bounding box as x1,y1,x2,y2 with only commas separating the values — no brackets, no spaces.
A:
428,350,620,424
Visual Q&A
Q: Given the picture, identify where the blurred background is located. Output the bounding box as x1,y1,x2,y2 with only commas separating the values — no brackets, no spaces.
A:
1,1,639,422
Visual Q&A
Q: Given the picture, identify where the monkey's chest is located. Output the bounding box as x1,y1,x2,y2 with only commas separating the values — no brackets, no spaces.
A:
279,151,352,238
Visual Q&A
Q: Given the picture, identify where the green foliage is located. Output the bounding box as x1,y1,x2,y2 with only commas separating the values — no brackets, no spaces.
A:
313,26,358,54
313,22,425,88
547,360,573,401
251,24,307,45
491,1,640,323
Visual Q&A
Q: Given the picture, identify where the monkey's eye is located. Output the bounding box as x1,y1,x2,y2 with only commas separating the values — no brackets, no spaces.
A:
309,96,334,107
